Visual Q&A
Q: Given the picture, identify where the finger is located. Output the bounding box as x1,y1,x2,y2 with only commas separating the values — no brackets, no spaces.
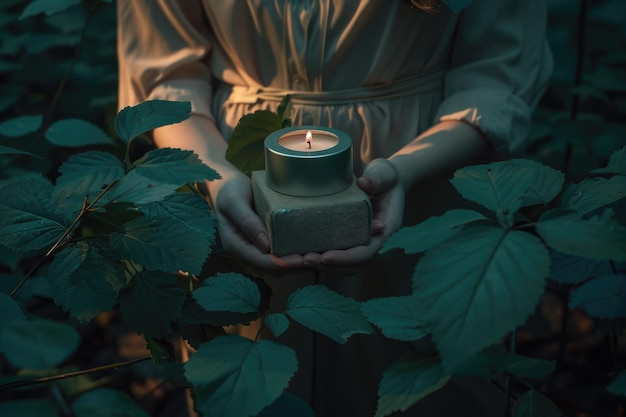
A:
218,190,270,253
356,158,398,196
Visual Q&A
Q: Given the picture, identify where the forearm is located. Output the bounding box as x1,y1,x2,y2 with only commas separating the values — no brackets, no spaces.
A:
388,120,490,191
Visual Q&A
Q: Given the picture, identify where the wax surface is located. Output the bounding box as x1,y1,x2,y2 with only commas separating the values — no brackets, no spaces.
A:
278,130,339,151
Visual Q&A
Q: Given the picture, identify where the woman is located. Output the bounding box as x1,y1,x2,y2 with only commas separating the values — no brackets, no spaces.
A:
118,1,552,414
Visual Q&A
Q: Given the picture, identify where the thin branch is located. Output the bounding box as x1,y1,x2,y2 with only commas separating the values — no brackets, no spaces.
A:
0,356,151,393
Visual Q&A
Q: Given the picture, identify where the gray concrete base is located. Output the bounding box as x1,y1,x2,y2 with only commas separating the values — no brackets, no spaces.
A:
251,171,373,256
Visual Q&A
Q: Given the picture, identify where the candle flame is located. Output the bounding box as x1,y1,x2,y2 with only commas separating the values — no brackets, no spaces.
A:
306,130,312,149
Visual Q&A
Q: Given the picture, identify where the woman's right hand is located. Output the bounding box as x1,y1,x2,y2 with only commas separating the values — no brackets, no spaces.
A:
206,171,305,270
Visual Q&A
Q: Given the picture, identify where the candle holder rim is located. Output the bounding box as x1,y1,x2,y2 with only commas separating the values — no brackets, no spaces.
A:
265,126,351,158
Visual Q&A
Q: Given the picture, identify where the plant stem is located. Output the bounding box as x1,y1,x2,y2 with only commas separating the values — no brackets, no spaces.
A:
504,331,517,417
10,181,118,297
0,356,151,393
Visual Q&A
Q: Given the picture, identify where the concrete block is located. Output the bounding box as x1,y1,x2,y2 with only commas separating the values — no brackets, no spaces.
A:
251,170,373,256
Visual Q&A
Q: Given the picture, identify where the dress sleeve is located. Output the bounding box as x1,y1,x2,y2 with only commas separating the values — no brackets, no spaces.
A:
433,0,553,153
117,0,214,120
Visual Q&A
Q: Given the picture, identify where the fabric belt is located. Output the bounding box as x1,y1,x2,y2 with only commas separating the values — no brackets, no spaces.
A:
223,67,446,106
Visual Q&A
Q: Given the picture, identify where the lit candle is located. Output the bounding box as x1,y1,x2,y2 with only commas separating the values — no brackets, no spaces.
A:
278,130,339,152
264,126,353,197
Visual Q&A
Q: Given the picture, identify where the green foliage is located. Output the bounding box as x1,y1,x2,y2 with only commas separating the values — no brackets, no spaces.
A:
512,390,562,417
192,273,261,314
455,344,554,380
71,388,151,417
608,372,626,397
361,296,427,341
0,114,42,137
226,95,292,176
184,335,298,417
570,274,626,318
45,118,115,147
20,0,82,19
258,393,315,416
114,100,192,144
0,399,59,417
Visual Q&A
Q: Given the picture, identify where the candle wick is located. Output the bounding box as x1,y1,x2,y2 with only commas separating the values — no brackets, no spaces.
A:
307,140,311,149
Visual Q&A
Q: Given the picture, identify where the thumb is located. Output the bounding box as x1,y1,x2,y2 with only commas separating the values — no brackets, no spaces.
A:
357,158,399,196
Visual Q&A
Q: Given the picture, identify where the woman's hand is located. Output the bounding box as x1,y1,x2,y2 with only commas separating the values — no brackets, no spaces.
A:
302,158,405,274
207,171,305,271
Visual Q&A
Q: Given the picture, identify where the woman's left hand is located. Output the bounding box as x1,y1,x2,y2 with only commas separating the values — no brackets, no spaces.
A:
302,158,405,274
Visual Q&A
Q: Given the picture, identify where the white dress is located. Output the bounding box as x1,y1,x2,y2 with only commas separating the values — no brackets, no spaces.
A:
118,1,552,415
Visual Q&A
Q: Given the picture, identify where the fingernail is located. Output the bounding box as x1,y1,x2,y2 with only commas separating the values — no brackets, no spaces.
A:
256,233,270,252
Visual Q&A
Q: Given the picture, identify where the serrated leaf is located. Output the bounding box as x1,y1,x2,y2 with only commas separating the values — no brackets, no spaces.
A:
72,388,151,417
451,159,564,214
560,176,626,215
114,100,191,143
512,390,561,417
381,209,486,254
570,274,626,318
0,399,58,417
0,176,67,251
110,212,211,275
138,192,216,240
192,273,260,314
265,313,290,338
20,0,81,19
226,110,284,176
118,270,185,338
413,225,550,372
549,250,614,284
52,151,125,202
608,372,626,397
106,169,179,204
185,335,298,417
133,147,219,184
48,242,127,322
0,145,42,158
0,319,80,369
375,352,449,417
258,393,314,417
537,209,626,261
179,322,225,349
593,146,626,175
285,285,374,343
0,114,42,137
361,296,427,341
45,119,115,147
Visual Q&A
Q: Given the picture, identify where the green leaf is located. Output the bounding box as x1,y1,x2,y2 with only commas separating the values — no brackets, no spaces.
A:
265,313,290,338
146,338,176,364
512,390,561,417
570,274,626,319
381,209,486,254
285,285,374,343
536,209,626,261
560,176,626,215
361,296,427,341
259,393,314,417
451,159,564,214
375,352,450,417
0,115,42,137
72,388,151,417
192,273,261,314
442,0,472,13
52,151,125,202
119,270,185,338
503,355,555,379
412,225,550,372
179,322,226,349
114,100,191,143
0,176,67,252
0,144,42,158
48,242,127,322
110,212,211,275
608,372,626,397
106,170,179,205
20,0,81,19
0,319,80,369
0,293,26,326
226,110,284,176
185,335,298,417
133,147,219,184
593,146,626,175
45,119,115,147
0,399,59,417
549,250,613,284
138,192,217,242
